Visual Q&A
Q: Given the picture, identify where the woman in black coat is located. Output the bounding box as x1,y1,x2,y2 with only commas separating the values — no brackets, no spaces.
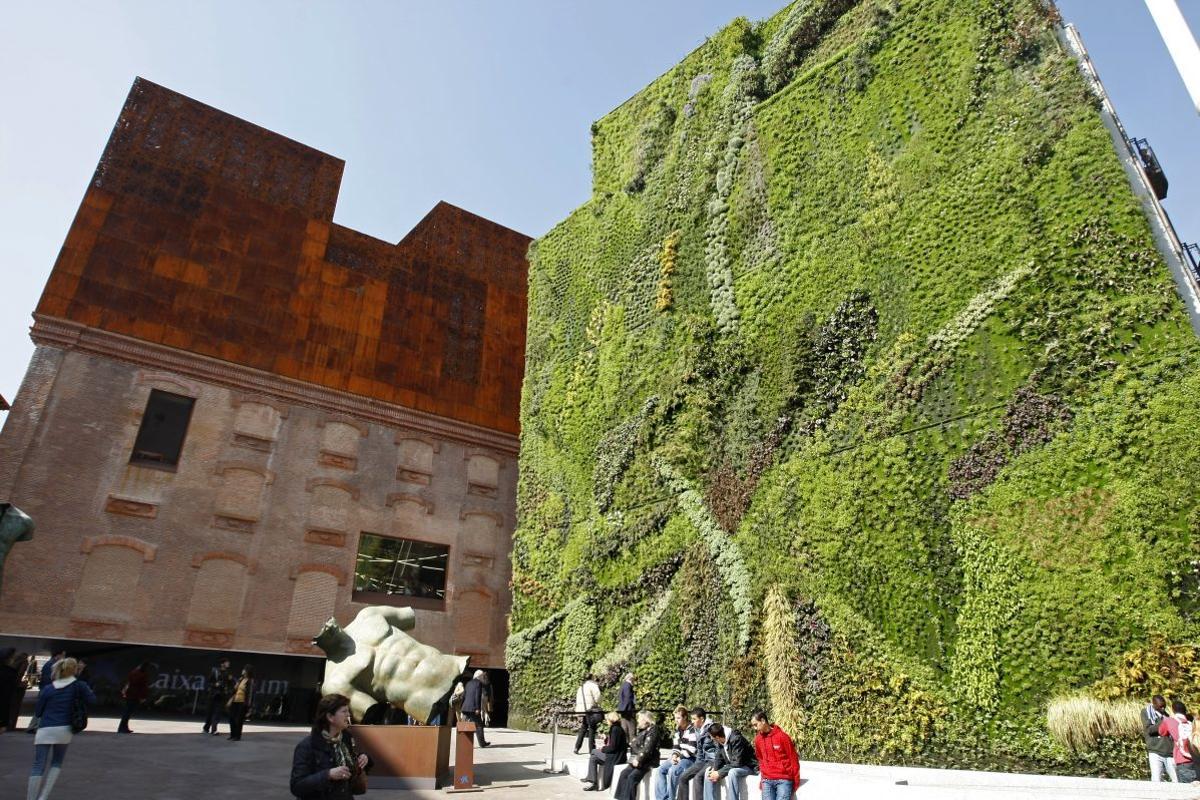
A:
291,694,370,799
0,648,17,733
582,711,629,791
614,710,663,800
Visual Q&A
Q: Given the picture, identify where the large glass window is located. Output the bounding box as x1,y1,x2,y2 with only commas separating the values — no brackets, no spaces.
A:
130,389,195,468
354,534,448,609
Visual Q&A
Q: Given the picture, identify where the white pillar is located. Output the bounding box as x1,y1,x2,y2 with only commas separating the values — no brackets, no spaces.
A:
1144,0,1200,115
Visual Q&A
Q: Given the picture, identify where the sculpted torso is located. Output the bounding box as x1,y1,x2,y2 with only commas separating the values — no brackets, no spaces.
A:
315,605,468,723
0,504,34,595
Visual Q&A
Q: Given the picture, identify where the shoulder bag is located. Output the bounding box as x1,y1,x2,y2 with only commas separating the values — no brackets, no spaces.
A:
70,683,89,733
349,737,368,795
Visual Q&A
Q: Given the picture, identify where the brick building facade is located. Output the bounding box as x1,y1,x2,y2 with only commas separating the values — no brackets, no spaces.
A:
0,79,528,713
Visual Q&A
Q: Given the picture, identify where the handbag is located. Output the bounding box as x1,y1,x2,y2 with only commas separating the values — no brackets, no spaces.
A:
349,738,368,795
70,683,88,733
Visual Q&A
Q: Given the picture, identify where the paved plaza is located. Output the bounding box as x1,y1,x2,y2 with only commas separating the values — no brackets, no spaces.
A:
3,708,1199,800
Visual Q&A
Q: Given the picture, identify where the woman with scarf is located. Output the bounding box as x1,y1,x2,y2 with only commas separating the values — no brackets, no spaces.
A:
291,693,371,799
614,710,662,800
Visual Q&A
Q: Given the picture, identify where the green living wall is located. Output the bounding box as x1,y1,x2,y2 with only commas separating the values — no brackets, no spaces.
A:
510,0,1200,775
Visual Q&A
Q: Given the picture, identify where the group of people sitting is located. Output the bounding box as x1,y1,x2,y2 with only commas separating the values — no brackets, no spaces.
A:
577,705,799,800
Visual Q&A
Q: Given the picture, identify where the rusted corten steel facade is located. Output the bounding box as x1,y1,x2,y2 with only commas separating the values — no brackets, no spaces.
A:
37,77,528,435
0,78,529,670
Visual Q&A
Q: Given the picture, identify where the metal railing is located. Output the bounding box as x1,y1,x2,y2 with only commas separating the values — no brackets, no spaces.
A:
1130,137,1169,200
544,709,725,774
1185,243,1200,283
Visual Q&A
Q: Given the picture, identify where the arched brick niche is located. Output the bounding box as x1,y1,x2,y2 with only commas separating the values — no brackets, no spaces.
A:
319,417,368,470
459,510,503,555
286,566,342,641
231,396,287,449
452,587,496,650
186,552,253,634
214,463,273,523
306,478,359,532
71,536,157,622
465,452,501,498
396,435,438,484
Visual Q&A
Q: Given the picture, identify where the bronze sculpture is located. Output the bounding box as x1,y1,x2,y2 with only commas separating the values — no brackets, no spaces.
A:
314,605,468,724
0,503,34,596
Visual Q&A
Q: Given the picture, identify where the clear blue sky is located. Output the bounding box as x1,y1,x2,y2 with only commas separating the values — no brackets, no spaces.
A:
1,0,1198,409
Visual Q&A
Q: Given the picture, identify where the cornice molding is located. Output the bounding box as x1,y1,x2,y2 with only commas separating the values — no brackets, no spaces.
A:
31,315,518,455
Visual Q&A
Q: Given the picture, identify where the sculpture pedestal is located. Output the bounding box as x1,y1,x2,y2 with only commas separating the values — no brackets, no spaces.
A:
351,724,452,789
448,721,481,791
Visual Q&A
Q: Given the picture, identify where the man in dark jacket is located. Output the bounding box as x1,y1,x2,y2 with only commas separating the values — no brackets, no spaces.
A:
1143,694,1178,782
203,657,233,735
460,670,491,747
705,724,758,800
117,661,151,733
618,672,637,740
675,708,718,800
39,650,65,688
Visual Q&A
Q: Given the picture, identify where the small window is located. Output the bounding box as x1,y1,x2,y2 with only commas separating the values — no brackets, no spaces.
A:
353,533,448,610
130,389,195,468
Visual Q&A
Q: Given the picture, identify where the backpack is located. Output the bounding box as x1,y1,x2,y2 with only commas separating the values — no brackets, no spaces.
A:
70,683,88,733
1178,716,1194,756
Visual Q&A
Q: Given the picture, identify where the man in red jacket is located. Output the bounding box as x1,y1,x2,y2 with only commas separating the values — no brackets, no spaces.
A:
751,711,799,800
117,661,151,734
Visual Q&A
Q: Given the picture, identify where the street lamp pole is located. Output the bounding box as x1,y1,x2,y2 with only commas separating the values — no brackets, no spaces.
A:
1144,0,1200,115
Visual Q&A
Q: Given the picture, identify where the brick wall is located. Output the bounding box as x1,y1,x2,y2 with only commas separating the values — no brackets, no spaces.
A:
0,347,515,666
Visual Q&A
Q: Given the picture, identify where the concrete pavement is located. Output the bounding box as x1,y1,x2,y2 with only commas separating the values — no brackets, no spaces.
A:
3,711,1199,800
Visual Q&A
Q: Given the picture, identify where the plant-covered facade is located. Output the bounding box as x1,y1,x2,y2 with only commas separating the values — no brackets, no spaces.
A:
511,0,1200,774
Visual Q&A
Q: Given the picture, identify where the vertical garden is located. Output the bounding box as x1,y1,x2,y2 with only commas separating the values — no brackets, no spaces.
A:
510,0,1200,774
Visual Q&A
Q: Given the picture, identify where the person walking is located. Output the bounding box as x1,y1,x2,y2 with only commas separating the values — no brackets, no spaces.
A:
656,706,697,800
117,661,150,734
0,648,19,733
226,665,254,741
290,693,370,799
706,723,758,800
615,710,663,800
27,657,95,800
7,652,32,731
1159,700,1196,783
1144,694,1178,782
574,673,603,755
750,711,798,800
203,657,233,735
582,711,629,792
618,672,637,741
460,670,491,748
27,651,65,734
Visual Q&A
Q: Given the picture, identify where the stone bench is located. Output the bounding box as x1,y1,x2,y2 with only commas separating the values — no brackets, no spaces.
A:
557,754,1200,800
604,763,760,800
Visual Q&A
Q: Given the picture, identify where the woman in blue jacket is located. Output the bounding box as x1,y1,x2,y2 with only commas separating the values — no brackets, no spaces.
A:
28,657,94,800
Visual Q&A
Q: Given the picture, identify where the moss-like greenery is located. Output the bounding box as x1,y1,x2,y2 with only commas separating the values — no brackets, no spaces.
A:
511,0,1200,775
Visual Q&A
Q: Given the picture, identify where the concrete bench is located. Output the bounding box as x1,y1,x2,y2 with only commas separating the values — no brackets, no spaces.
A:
607,763,760,800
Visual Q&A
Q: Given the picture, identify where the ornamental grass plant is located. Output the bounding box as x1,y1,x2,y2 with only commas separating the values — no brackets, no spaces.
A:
1046,696,1141,753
